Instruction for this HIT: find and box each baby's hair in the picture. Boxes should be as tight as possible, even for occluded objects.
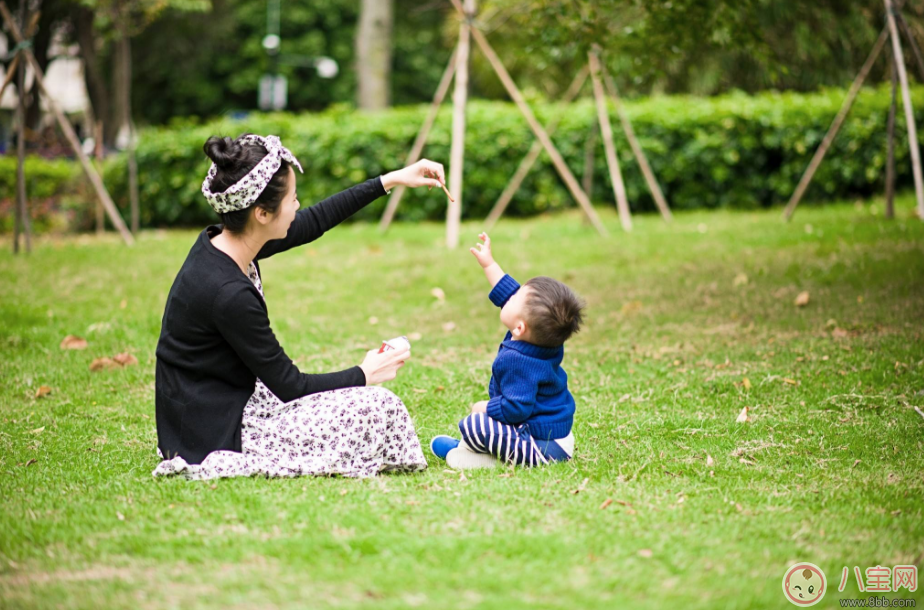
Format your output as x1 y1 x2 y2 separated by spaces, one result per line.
523 277 585 347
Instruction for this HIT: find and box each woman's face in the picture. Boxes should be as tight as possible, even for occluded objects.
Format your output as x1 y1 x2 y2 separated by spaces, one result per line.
267 167 299 239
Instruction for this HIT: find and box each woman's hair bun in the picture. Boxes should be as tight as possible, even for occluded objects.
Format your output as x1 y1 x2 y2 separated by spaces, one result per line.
203 135 246 170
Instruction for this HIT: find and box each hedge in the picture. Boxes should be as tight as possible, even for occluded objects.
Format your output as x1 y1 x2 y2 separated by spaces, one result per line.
3 84 923 230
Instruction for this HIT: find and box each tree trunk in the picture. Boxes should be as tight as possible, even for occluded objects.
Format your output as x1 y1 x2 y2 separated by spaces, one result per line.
355 0 393 110
75 5 112 145
24 0 52 135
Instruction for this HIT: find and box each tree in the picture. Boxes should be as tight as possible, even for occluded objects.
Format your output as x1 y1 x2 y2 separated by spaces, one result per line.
355 0 394 110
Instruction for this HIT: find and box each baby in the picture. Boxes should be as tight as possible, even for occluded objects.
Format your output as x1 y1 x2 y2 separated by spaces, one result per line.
430 232 584 469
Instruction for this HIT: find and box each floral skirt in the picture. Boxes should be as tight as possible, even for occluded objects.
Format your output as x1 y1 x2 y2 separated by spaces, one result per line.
152 382 427 480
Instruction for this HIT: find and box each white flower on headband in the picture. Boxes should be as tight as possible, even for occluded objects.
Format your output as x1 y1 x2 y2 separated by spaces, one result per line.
201 134 304 214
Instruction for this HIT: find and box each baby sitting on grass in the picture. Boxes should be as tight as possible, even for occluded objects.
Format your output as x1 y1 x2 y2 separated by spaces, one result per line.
430 232 584 469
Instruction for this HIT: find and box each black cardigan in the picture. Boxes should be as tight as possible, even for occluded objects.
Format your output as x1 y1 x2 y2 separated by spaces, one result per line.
155 177 387 464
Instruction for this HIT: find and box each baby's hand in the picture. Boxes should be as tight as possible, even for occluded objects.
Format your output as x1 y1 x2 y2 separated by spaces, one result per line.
469 232 495 269
471 400 488 413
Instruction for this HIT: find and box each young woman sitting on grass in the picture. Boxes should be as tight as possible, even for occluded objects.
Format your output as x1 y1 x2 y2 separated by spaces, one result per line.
153 133 445 480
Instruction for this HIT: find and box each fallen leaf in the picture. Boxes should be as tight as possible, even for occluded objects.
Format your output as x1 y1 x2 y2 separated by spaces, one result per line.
733 273 748 287
441 322 456 332
571 477 590 495
615 499 633 507
435 386 445 392
34 386 52 399
782 378 798 386
742 377 752 391
113 353 138 367
408 332 422 341
60 335 88 350
599 498 613 510
89 357 117 372
638 549 653 558
735 502 744 512
30 426 45 434
832 327 850 338
706 454 715 467
735 406 750 424
430 287 446 301
368 316 379 325
120 299 127 309
852 459 861 468
739 458 757 466
411 388 427 394
116 511 125 521
23 458 36 467
794 291 810 307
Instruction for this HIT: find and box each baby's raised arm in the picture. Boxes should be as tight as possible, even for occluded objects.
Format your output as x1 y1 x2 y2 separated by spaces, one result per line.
470 232 506 288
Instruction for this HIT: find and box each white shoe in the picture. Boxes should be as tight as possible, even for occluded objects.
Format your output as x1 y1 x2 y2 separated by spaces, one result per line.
446 444 499 469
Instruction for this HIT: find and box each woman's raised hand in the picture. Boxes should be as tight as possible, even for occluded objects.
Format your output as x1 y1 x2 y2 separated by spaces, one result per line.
359 346 410 385
381 159 446 191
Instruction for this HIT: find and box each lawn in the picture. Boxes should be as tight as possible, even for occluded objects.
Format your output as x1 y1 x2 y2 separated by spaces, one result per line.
1 197 922 609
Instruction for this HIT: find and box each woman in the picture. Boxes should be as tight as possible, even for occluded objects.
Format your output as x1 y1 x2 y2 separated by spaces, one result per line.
153 133 444 479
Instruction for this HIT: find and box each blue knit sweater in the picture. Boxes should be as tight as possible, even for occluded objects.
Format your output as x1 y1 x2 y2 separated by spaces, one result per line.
485 274 575 441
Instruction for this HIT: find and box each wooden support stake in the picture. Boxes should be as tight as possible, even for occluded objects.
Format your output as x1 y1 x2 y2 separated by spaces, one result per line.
95 121 105 233
469 27 606 235
896 11 924 83
446 0 473 248
0 53 20 102
582 121 597 200
0 1 134 245
885 0 924 220
588 50 631 231
601 64 672 222
14 30 27 254
886 49 898 219
379 46 458 232
783 26 890 221
484 65 588 230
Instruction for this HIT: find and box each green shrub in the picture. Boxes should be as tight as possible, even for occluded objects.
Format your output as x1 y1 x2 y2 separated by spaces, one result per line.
0 156 81 232
5 84 923 231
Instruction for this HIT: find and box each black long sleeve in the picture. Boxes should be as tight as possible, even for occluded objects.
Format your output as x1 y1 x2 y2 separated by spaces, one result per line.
212 281 365 403
256 177 386 260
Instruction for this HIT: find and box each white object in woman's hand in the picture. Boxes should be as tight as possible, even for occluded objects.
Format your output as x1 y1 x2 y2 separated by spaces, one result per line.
382 159 446 190
359 347 410 385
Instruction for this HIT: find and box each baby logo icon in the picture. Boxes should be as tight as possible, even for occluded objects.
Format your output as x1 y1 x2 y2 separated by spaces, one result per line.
783 563 827 606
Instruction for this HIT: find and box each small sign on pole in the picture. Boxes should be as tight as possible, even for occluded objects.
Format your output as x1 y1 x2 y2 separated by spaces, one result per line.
258 74 287 111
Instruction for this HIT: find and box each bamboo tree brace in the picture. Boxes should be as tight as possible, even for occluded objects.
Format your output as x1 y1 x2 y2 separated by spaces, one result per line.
201 135 304 213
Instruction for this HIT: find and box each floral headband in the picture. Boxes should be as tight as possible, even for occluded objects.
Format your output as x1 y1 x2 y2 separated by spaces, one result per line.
201 134 304 214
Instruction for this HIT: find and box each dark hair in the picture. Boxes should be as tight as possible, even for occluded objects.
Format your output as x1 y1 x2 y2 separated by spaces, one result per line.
523 277 585 347
203 133 291 234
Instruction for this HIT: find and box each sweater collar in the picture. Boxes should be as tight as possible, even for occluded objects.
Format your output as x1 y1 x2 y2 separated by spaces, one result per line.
501 331 563 361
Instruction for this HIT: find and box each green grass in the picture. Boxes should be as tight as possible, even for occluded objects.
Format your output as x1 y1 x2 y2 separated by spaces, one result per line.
1 197 923 609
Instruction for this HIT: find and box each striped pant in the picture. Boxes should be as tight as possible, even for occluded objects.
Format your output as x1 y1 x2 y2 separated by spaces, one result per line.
458 413 570 467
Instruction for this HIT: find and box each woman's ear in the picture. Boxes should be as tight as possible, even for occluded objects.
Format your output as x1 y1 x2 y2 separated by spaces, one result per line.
253 205 273 226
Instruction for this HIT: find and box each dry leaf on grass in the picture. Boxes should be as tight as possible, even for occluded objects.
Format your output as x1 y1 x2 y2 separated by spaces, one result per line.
638 549 653 558
600 498 613 510
368 316 379 325
735 406 750 424
90 357 118 371
30 426 45 435
794 291 810 307
782 378 798 386
430 287 446 301
733 273 748 287
441 322 456 332
408 332 422 341
571 477 589 495
742 377 752 391
113 353 138 366
706 454 715 467
34 386 52 399
60 335 88 350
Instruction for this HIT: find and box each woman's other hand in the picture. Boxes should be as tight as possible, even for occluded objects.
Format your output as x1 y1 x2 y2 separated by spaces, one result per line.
359 347 410 385
381 159 445 191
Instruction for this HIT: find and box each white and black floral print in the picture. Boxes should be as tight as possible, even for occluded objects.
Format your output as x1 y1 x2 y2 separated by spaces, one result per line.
152 263 427 480
201 134 305 214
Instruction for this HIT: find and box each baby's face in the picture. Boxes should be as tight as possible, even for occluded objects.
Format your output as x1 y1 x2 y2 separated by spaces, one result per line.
500 285 531 338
